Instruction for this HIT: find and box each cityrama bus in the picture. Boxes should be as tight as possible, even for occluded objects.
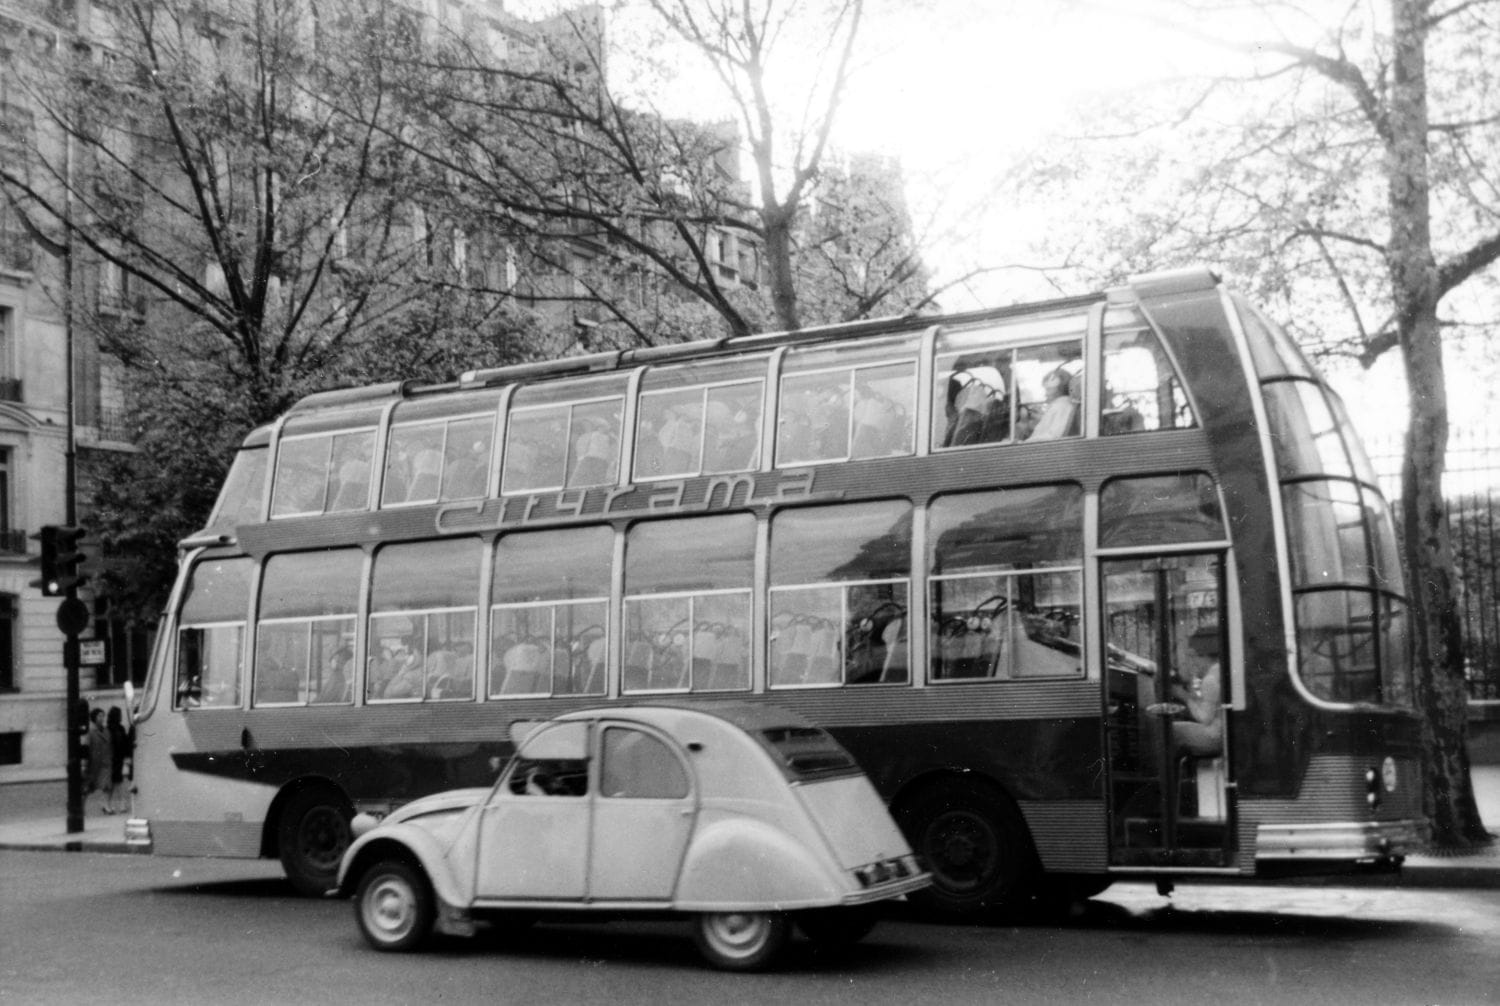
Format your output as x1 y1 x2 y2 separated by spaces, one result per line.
123 267 1428 913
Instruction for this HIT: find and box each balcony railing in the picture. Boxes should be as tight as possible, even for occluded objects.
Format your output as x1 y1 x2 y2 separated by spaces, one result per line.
0 529 27 556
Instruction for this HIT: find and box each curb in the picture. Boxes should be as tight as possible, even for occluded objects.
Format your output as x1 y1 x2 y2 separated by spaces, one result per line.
0 838 145 855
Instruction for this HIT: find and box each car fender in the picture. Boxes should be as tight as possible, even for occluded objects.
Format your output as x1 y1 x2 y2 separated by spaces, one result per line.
338 824 467 911
674 813 844 911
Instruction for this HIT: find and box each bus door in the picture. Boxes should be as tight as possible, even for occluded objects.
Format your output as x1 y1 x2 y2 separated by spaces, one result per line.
1101 553 1231 868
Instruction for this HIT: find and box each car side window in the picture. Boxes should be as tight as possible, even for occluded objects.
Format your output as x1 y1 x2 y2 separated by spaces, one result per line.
599 727 689 799
507 756 589 797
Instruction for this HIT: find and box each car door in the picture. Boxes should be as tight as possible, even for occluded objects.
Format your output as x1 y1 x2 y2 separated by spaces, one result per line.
587 723 697 901
475 720 592 901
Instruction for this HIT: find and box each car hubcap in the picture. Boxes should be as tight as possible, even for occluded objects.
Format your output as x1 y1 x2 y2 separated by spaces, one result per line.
704 913 767 957
365 877 415 942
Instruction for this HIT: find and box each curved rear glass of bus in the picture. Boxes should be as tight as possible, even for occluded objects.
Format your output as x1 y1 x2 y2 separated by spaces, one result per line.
1238 300 1413 707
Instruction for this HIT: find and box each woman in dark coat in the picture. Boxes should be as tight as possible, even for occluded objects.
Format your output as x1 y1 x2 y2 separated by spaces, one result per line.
106 706 133 814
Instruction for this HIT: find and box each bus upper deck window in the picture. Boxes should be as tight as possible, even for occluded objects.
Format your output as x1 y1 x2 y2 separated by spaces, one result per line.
504 393 624 495
271 430 376 517
383 414 494 506
932 316 1084 450
776 338 917 467
1101 319 1194 435
206 444 268 531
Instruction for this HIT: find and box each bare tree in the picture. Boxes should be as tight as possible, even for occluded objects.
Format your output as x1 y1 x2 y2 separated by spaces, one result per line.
1 0 530 613
353 0 940 346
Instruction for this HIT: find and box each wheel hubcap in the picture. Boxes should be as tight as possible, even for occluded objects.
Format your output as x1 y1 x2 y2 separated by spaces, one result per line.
366 878 415 941
298 806 350 872
705 913 767 956
927 810 998 892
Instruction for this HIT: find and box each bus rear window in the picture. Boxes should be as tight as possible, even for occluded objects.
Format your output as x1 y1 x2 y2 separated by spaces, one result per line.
756 726 861 782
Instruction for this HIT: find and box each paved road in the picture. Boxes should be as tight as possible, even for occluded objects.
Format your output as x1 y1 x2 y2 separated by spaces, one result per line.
3 850 1498 1005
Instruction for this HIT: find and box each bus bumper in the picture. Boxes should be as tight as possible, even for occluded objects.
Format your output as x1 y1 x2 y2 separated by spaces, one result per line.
1255 818 1429 862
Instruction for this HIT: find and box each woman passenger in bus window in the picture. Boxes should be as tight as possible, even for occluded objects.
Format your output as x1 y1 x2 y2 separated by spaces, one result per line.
1025 367 1080 441
315 647 353 704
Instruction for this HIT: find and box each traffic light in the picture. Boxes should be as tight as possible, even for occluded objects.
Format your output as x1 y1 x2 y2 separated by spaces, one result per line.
29 525 87 597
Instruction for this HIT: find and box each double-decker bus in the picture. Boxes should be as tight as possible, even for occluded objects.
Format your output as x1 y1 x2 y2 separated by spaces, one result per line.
123 267 1427 912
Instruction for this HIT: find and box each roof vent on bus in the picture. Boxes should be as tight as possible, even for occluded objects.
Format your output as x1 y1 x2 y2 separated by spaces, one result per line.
1110 266 1221 305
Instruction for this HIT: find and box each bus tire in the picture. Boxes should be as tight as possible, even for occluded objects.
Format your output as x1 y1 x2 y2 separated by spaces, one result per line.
897 778 1038 919
277 787 353 897
796 905 879 948
355 859 434 952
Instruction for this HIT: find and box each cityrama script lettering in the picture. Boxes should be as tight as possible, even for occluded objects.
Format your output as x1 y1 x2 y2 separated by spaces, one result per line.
435 469 832 534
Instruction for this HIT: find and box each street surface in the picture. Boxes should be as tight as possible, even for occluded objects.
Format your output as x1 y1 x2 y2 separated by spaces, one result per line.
2 850 1496 1005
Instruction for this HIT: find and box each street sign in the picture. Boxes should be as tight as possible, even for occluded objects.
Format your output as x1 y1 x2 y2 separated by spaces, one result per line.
56 596 90 636
79 640 106 666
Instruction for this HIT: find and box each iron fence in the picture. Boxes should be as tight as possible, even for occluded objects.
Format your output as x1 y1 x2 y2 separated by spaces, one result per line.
1367 427 1500 704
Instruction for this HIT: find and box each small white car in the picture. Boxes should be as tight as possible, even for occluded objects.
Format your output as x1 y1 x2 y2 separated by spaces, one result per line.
335 703 928 970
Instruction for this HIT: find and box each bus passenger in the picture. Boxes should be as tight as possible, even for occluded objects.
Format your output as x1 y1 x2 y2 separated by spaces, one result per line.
315 647 353 704
1172 627 1223 757
1026 368 1079 441
943 356 1009 447
382 645 425 699
569 416 617 486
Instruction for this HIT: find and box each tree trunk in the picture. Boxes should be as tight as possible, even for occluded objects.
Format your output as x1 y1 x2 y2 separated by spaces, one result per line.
1388 0 1490 848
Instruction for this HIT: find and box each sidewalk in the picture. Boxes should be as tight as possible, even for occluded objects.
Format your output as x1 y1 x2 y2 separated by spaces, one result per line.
2 769 1497 886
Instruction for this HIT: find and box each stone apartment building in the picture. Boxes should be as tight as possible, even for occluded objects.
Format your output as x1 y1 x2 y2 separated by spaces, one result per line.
0 0 768 782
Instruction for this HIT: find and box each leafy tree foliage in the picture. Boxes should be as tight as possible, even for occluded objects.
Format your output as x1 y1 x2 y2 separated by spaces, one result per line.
1013 0 1499 846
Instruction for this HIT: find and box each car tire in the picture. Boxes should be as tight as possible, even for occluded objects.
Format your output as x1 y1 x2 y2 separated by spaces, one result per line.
277 787 353 897
354 859 435 952
693 911 790 971
898 778 1038 919
796 906 879 948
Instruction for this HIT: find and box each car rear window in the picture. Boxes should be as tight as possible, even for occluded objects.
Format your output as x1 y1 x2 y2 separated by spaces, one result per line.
757 726 862 782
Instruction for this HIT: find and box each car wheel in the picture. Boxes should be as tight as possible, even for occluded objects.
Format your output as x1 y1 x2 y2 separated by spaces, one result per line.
277 787 352 897
796 906 879 948
693 911 790 971
355 860 435 952
898 778 1038 919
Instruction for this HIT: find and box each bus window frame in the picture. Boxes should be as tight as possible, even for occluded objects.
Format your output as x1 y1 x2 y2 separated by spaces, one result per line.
490 596 611 699
775 341 919 468
381 408 499 508
502 391 626 496
767 577 910 689
269 425 379 519
633 374 767 482
621 585 754 695
366 604 479 704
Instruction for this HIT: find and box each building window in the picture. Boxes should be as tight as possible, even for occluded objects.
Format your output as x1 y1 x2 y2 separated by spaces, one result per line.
0 594 17 691
0 307 18 400
0 447 16 554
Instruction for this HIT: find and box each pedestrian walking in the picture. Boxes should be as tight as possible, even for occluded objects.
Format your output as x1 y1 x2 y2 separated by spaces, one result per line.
85 708 114 815
106 706 133 814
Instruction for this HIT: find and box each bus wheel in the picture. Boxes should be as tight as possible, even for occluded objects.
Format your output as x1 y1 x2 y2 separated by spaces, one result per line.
277 787 352 897
355 860 434 952
693 911 790 971
898 779 1037 918
796 905 879 948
